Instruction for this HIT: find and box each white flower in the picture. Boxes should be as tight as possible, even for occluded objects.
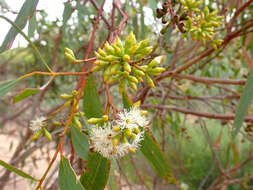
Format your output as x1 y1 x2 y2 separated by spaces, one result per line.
89 124 116 158
30 116 46 132
89 122 145 159
116 106 149 130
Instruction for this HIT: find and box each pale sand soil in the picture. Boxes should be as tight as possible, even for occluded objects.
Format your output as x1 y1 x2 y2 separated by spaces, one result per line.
0 133 59 190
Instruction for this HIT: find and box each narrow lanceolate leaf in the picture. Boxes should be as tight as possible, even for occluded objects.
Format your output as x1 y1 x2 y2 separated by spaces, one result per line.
0 0 39 53
58 156 85 190
13 88 40 103
0 159 37 181
0 79 21 97
122 93 175 183
80 152 110 190
28 13 36 38
140 133 175 183
83 75 103 118
81 74 110 190
233 70 253 137
71 125 89 161
62 2 72 30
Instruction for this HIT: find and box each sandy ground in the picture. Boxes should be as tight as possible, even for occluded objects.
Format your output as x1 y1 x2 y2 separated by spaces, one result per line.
0 133 59 190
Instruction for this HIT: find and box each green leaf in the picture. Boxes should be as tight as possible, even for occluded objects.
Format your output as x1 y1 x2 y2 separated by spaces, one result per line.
122 92 133 109
140 133 175 183
0 0 39 53
62 2 72 32
13 88 40 103
0 79 21 97
80 152 110 190
233 70 253 137
83 75 103 118
122 92 175 183
71 125 89 161
81 75 110 190
0 159 37 181
28 13 36 38
58 156 86 190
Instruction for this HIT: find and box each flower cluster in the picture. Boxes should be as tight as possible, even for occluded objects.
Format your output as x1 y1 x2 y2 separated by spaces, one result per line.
30 116 52 141
30 116 47 132
89 107 149 159
92 32 166 92
157 0 223 46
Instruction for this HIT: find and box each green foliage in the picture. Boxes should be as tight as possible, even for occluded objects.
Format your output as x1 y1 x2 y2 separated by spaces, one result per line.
71 125 89 161
80 152 110 190
233 70 253 137
82 75 103 119
0 159 37 181
58 156 85 190
13 88 40 103
0 0 38 52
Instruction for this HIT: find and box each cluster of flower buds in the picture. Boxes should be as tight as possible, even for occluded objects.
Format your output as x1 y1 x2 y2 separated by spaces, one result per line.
183 5 223 46
92 32 166 92
156 0 223 46
30 116 52 141
88 105 149 158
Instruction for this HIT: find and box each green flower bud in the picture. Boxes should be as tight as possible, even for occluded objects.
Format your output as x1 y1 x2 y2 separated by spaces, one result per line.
32 129 43 140
43 128 52 141
128 75 138 84
123 62 131 73
149 67 166 75
128 43 137 55
129 147 136 153
123 54 131 62
60 93 72 100
64 52 76 64
125 128 133 137
112 44 122 56
123 71 130 78
110 63 121 75
113 125 120 132
65 48 75 57
112 137 120 146
102 115 109 122
73 116 82 129
136 76 143 82
136 38 149 53
72 90 78 96
133 67 145 77
87 117 103 124
125 32 136 53
94 60 109 66
141 110 148 116
140 65 148 71
105 55 120 62
107 74 120 84
133 128 140 134
122 134 128 143
98 48 107 57
115 37 124 50
104 42 115 54
128 81 137 91
145 74 155 88
53 121 61 126
139 46 153 56
92 65 106 72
